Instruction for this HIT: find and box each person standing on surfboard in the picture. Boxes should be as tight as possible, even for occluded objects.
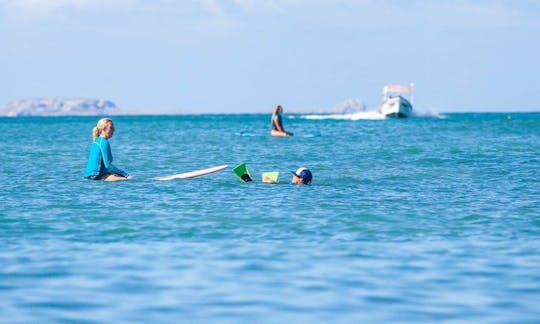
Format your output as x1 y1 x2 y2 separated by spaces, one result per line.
84 118 131 181
271 105 293 137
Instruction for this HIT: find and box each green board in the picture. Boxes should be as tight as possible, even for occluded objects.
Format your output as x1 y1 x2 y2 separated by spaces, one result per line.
232 163 253 182
262 171 279 183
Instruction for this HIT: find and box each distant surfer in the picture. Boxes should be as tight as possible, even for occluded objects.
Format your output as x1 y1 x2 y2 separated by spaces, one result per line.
84 118 131 181
271 105 293 137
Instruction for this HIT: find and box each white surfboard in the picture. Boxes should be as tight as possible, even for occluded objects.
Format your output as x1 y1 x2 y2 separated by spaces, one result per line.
236 132 321 138
155 164 228 181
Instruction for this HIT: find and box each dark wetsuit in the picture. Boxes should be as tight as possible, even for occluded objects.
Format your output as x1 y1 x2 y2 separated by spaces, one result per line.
271 113 283 131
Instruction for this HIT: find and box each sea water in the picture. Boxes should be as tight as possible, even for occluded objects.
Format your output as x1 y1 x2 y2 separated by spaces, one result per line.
0 113 539 322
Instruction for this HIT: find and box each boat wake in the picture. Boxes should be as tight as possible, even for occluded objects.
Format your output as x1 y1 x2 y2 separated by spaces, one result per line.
292 94 445 120
301 110 386 120
299 108 444 121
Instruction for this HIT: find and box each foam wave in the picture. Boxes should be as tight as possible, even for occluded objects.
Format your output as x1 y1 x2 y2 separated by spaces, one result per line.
410 109 447 119
299 108 445 121
301 110 386 120
292 96 445 120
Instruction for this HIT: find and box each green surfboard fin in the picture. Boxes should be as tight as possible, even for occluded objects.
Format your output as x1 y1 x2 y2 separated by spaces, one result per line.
232 163 252 182
262 171 279 183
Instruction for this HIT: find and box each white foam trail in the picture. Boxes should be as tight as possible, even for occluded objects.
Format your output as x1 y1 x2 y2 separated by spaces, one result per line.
410 109 447 119
301 110 386 120
300 107 446 121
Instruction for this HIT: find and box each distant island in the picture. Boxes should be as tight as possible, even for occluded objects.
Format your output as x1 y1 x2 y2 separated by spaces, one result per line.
0 98 121 117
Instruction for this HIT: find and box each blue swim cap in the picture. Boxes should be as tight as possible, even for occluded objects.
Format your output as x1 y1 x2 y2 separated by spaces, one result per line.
291 167 312 184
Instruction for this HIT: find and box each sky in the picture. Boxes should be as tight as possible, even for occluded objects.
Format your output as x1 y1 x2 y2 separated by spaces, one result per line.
1 0 539 114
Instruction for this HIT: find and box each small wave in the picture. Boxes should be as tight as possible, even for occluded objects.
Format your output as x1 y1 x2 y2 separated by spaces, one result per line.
410 109 446 119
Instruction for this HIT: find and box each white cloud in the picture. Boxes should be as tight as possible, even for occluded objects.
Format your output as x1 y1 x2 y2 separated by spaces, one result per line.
227 0 537 28
198 0 228 16
0 0 142 27
232 0 306 14
1 0 138 10
1 0 536 31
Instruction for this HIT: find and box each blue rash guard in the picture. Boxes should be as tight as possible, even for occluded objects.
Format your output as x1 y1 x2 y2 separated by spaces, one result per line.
84 136 128 178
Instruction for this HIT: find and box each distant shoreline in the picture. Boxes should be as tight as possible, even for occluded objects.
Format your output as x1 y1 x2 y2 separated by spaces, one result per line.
1 111 538 118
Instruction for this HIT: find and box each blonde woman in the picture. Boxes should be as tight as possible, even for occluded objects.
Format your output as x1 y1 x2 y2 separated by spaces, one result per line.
271 105 293 137
84 118 131 181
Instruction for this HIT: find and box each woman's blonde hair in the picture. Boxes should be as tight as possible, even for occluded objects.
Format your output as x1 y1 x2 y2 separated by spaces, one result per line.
93 118 113 141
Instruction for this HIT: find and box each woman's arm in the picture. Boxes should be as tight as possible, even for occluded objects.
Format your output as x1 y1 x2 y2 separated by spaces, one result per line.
275 115 292 133
99 138 129 177
272 116 284 132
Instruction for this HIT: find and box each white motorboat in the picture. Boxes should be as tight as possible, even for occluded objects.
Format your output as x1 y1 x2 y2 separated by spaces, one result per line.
378 83 414 118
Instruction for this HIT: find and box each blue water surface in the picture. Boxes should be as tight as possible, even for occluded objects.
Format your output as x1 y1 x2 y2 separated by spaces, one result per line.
1 113 539 322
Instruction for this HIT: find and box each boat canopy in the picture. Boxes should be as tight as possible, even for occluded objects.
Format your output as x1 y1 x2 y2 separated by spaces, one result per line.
382 83 414 103
383 84 413 95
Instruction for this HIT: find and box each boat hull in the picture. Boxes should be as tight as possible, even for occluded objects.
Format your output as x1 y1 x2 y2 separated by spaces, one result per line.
379 96 412 118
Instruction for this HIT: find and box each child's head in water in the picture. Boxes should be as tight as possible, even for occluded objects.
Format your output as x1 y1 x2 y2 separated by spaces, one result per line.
241 173 252 182
291 167 312 185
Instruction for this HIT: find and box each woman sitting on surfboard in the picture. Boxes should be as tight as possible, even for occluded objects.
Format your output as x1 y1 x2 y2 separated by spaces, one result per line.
271 105 293 137
84 118 131 181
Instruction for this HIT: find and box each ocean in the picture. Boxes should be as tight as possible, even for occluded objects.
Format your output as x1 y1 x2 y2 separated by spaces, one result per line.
1 113 539 322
